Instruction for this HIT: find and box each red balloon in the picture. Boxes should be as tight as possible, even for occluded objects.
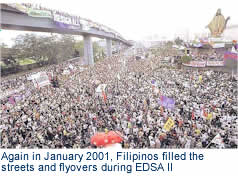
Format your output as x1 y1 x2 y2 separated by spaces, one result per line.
91 133 109 146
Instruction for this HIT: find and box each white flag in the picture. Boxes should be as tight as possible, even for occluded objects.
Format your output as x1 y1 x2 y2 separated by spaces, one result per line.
117 74 120 80
211 134 225 148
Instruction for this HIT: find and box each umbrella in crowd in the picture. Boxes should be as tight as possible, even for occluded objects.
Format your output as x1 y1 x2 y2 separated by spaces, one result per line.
91 131 123 147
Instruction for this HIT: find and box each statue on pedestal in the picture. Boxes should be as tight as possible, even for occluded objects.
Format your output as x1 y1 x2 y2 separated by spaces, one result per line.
206 9 230 37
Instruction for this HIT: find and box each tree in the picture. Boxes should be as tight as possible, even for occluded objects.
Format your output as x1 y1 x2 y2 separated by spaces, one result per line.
74 40 105 62
56 35 75 63
1 44 19 67
74 40 84 57
174 37 184 45
12 34 76 64
181 55 192 63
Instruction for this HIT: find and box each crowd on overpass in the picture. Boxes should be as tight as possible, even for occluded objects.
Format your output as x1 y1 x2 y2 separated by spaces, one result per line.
0 49 237 149
6 3 124 40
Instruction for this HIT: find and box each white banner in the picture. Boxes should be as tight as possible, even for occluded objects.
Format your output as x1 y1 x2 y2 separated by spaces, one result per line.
183 61 206 67
53 12 73 25
63 69 71 75
32 72 50 88
212 43 225 48
206 61 224 66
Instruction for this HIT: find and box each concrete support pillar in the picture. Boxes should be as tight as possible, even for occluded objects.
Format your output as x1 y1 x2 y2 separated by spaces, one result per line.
83 35 94 65
116 42 120 53
106 38 112 57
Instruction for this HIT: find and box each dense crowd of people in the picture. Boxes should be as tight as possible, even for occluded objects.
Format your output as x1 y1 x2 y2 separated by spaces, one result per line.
0 49 237 149
191 52 224 61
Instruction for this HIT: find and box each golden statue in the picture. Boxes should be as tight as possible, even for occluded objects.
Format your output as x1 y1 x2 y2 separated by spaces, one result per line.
206 9 230 37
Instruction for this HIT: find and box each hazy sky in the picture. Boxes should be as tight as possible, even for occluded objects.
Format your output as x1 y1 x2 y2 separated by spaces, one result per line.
1 0 237 46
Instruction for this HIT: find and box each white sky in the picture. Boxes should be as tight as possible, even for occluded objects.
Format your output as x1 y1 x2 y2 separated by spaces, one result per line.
1 0 238 46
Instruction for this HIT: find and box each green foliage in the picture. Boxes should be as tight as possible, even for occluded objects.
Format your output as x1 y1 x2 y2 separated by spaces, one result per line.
13 34 75 64
74 41 84 57
18 58 36 65
174 37 184 45
74 40 105 62
181 55 192 63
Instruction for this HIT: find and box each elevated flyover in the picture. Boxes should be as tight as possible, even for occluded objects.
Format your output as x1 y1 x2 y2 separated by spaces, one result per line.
0 4 132 65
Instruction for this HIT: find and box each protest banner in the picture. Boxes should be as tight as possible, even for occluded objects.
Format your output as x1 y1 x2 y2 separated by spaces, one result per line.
53 12 81 30
27 9 52 18
31 72 50 88
212 43 225 48
163 117 175 131
182 61 206 67
206 61 224 66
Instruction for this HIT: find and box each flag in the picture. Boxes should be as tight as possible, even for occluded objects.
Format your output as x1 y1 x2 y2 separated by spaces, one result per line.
163 117 175 131
224 51 238 60
178 120 183 127
128 122 132 128
211 134 225 148
160 106 164 116
199 75 202 83
151 80 156 90
13 94 23 103
154 88 160 94
158 96 175 109
192 110 195 120
8 96 15 105
202 107 208 118
117 74 120 80
195 129 201 135
207 113 213 120
102 91 107 103
2 104 7 111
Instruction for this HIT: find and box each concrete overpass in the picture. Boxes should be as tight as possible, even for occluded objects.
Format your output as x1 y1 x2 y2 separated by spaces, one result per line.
0 4 132 65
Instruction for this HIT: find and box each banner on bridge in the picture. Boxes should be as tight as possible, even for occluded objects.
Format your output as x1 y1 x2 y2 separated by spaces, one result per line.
206 61 224 66
53 12 81 30
27 9 52 18
183 61 224 67
182 61 206 67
